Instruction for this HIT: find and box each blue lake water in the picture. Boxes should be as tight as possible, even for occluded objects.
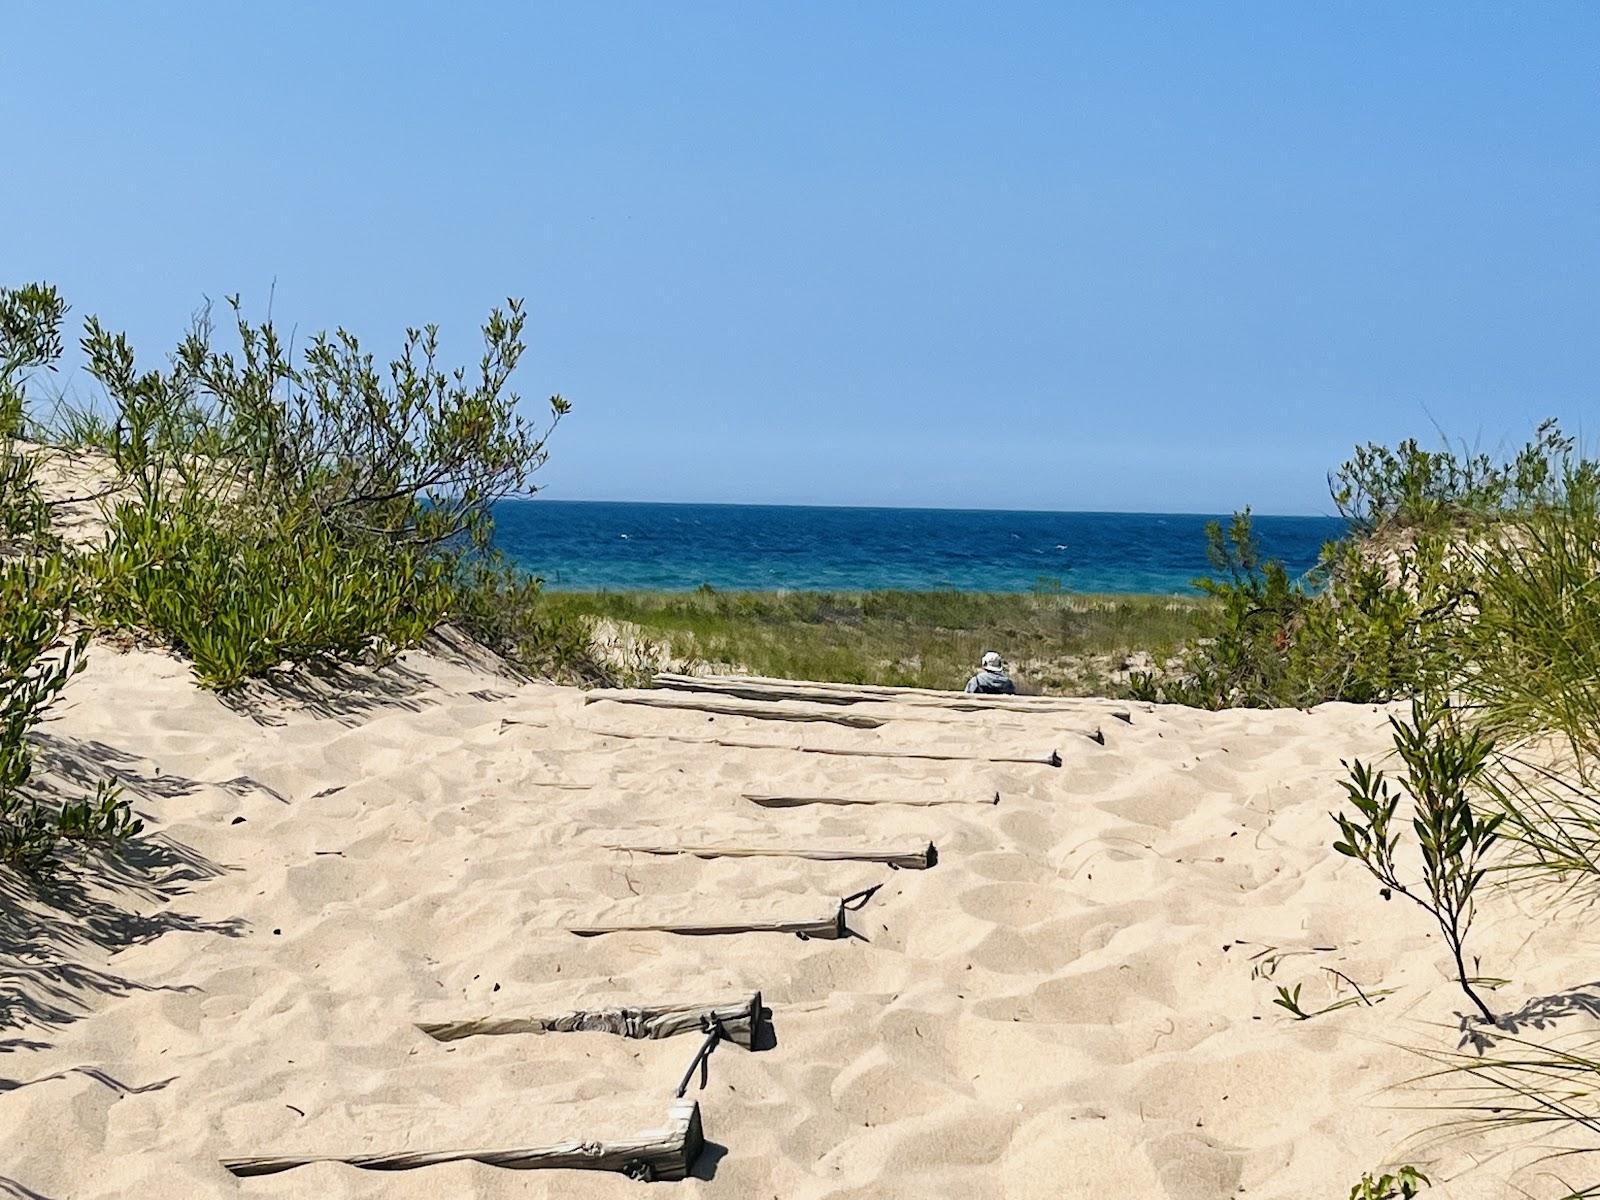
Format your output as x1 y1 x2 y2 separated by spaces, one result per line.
489 501 1345 594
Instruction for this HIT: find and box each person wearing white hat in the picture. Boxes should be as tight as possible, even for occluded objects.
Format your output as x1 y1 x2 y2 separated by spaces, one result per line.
965 650 1017 695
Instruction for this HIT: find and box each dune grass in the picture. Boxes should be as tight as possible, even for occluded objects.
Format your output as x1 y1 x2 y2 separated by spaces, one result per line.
545 587 1209 694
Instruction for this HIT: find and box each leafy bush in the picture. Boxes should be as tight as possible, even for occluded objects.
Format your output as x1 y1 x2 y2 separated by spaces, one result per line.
451 556 605 684
88 490 452 689
0 554 139 871
1332 699 1501 1023
1139 423 1575 710
0 283 66 555
1131 510 1456 709
83 296 567 551
70 293 574 687
1331 420 1570 535
1348 1166 1430 1200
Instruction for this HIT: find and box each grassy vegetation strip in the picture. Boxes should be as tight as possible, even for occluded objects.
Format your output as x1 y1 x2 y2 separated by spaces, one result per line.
548 588 1207 693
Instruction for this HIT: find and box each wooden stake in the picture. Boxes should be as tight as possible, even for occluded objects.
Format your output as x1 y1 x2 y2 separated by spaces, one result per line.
605 841 936 869
743 791 1000 809
221 1099 703 1181
586 727 1068 764
417 993 763 1048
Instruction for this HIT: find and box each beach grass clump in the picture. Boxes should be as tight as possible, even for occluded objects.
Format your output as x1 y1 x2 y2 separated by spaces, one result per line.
1439 459 1600 890
1459 460 1600 771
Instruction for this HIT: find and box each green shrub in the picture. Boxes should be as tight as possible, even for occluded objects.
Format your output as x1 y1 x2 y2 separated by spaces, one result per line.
0 283 66 555
1141 423 1575 710
1135 510 1456 709
1331 419 1570 535
0 554 139 871
451 556 605 683
82 296 567 552
1332 699 1501 1023
89 494 452 689
1348 1166 1430 1200
68 291 572 688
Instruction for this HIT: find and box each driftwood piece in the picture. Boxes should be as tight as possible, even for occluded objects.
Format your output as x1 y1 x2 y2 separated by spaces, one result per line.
221 1099 703 1181
417 992 763 1048
569 908 845 940
743 791 1000 809
654 673 1133 722
605 841 937 869
567 887 881 941
587 727 1068 764
583 691 885 728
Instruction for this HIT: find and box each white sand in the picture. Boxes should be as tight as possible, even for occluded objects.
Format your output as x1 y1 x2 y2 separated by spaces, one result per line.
3 645 1595 1197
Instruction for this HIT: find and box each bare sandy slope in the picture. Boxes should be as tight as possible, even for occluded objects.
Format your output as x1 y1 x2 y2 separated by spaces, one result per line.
4 647 1596 1198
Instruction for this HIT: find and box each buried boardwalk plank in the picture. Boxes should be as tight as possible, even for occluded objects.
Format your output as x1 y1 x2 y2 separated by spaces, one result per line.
586 726 1071 763
568 909 845 941
653 673 1134 721
605 841 937 869
739 793 992 812
568 887 882 942
417 992 764 1048
222 1100 703 1181
583 691 886 729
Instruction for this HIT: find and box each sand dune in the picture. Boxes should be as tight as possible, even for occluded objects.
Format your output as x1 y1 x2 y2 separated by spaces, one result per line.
3 646 1595 1197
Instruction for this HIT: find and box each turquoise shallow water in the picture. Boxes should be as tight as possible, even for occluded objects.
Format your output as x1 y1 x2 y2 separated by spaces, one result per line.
490 501 1344 594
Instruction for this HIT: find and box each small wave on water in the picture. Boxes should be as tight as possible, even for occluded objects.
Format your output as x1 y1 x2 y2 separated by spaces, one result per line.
490 501 1343 594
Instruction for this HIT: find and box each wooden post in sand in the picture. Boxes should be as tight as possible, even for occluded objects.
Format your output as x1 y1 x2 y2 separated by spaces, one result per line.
221 1099 704 1181
603 841 937 869
417 993 764 1047
743 791 1000 809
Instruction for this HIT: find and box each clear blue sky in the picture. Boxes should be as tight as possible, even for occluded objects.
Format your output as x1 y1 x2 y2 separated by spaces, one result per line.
6 3 1596 514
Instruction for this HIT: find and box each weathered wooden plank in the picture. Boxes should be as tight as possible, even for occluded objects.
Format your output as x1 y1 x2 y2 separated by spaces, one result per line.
221 1099 703 1181
743 791 1000 809
586 726 1068 764
605 841 936 869
583 691 886 728
568 904 847 941
654 672 1134 722
417 993 763 1048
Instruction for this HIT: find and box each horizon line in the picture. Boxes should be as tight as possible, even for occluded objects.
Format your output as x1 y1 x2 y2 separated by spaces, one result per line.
508 495 1346 521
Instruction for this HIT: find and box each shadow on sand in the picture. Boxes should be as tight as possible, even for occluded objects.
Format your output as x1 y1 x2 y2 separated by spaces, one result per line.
1 739 243 1042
